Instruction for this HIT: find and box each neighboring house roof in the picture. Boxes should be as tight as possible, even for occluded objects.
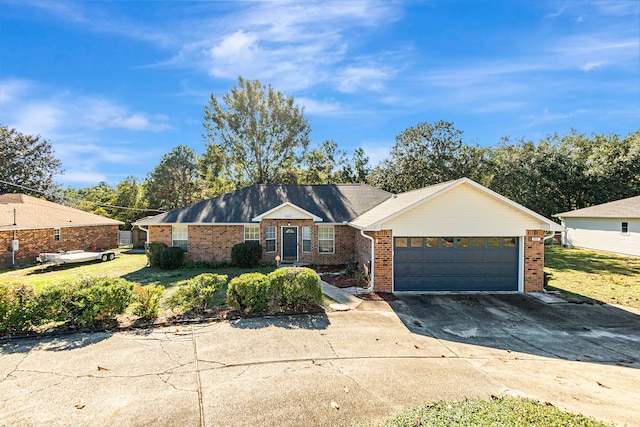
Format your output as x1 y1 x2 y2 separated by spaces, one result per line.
135 184 392 225
0 193 124 231
554 195 640 219
350 178 563 232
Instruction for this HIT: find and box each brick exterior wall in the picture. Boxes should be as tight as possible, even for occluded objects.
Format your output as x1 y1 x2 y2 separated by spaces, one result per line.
0 225 119 268
355 230 373 277
524 229 545 292
147 223 357 266
371 230 393 293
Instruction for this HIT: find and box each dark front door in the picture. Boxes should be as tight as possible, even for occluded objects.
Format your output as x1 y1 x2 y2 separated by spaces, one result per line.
282 227 298 262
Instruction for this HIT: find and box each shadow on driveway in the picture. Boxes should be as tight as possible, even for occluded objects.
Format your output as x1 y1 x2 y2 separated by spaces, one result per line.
229 312 330 330
389 293 640 368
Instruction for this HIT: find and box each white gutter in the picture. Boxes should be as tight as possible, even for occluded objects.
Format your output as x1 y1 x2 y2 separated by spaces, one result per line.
135 224 150 245
359 229 375 294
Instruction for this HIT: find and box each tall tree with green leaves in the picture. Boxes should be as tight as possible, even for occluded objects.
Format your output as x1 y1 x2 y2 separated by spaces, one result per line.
203 77 312 186
143 145 202 209
0 125 63 200
369 121 484 192
302 139 346 184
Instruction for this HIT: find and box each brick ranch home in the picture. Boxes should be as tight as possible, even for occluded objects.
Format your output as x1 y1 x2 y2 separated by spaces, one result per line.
0 193 123 268
135 178 562 293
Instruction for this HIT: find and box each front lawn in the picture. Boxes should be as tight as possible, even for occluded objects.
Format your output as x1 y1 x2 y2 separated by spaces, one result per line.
372 396 611 427
545 246 640 309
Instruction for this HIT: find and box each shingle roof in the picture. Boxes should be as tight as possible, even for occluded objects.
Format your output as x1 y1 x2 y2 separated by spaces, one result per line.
0 193 124 230
554 195 640 218
135 184 392 225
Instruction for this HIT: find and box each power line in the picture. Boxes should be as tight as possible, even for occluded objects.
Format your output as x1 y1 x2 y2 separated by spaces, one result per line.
0 179 165 213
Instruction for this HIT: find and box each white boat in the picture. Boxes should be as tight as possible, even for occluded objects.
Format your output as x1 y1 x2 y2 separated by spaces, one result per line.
37 250 116 266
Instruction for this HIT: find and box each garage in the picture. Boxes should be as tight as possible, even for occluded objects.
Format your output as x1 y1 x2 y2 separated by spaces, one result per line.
394 236 519 292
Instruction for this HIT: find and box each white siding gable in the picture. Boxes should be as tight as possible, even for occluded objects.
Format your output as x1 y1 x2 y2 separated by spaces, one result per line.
381 183 546 236
564 218 640 257
261 204 316 220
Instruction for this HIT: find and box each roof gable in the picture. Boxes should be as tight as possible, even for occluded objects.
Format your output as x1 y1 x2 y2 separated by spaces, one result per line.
554 195 640 219
252 202 323 222
350 178 562 232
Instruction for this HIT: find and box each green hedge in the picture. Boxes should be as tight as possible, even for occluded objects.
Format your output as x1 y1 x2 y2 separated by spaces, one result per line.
0 277 137 335
131 284 164 319
226 267 321 314
167 273 228 312
231 241 262 268
146 242 167 267
227 272 270 313
160 246 184 270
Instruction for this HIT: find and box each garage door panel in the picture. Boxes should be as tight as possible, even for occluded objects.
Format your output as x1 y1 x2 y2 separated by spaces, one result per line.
394 237 519 292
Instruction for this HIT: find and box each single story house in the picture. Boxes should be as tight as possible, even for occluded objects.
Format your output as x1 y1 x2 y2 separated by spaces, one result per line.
135 178 561 293
554 196 640 257
0 193 123 268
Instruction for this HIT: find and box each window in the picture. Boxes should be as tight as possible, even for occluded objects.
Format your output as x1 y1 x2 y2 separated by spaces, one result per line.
244 225 259 242
503 237 517 247
410 237 423 248
395 237 408 248
622 222 629 235
472 237 485 247
456 237 470 248
302 226 311 252
318 225 334 254
266 226 276 252
172 225 188 252
53 228 60 242
441 237 454 247
426 237 439 247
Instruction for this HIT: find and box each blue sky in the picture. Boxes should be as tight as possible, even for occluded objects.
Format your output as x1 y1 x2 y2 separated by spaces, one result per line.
1 0 639 188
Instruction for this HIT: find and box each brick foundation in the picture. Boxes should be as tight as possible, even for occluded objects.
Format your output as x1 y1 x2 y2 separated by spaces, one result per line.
0 225 120 268
524 229 545 292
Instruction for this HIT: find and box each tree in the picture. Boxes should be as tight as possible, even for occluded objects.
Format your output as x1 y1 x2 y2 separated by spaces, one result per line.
0 125 63 199
302 140 347 184
143 145 203 209
114 176 147 226
203 76 312 186
368 121 482 192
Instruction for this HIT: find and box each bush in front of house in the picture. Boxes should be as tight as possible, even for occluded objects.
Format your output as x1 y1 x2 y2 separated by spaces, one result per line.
61 277 135 326
131 284 165 319
0 283 41 334
267 267 322 311
167 273 228 312
226 272 270 313
146 241 168 267
159 246 184 270
226 267 322 314
231 241 262 268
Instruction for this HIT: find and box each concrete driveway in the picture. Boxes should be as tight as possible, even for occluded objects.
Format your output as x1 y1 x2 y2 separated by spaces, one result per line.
1 296 639 426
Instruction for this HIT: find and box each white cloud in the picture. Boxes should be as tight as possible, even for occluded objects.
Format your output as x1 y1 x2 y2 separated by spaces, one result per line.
582 61 603 72
295 97 341 115
0 79 31 104
336 66 390 93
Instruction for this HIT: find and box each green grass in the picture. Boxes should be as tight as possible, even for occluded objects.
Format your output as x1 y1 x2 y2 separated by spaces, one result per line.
545 246 640 309
371 397 611 427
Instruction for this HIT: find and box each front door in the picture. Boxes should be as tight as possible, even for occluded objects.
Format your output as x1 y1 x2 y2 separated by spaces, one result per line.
282 226 298 262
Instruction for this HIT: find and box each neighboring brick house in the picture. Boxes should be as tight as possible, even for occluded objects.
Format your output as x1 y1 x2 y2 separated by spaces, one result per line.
0 193 123 268
135 178 562 293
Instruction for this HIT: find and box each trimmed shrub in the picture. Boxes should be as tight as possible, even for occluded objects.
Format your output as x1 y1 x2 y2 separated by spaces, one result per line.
160 246 184 270
131 284 164 319
268 267 322 311
0 283 40 334
227 272 270 313
146 242 168 267
167 273 228 312
231 241 262 268
62 277 134 326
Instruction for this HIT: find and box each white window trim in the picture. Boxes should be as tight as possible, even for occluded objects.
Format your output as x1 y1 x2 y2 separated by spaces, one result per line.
621 221 630 236
318 225 335 254
302 226 311 253
172 225 188 252
266 225 277 253
244 225 260 242
53 228 61 242
281 225 299 262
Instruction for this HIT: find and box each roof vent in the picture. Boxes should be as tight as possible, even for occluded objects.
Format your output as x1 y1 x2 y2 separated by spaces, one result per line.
392 194 398 199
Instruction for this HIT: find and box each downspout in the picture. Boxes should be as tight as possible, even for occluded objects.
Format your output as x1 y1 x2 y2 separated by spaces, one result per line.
359 229 375 294
136 225 150 245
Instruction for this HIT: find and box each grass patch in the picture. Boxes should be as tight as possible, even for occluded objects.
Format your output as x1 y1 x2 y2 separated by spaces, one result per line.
371 396 611 427
545 246 640 309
